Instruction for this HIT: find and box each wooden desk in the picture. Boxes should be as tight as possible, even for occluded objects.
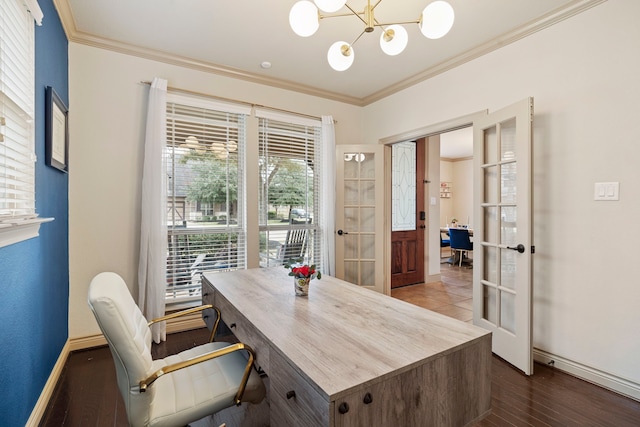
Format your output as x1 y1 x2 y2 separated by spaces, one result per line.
202 267 491 426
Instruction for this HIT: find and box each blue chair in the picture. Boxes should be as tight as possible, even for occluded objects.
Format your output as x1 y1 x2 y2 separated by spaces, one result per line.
440 232 451 260
449 228 473 267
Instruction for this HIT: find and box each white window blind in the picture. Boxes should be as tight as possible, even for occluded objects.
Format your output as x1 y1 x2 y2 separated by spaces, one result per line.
164 99 247 302
257 115 322 269
0 0 36 217
0 0 50 248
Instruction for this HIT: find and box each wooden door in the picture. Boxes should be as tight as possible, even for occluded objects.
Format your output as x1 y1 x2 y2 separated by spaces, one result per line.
473 97 534 375
391 139 425 288
335 145 385 294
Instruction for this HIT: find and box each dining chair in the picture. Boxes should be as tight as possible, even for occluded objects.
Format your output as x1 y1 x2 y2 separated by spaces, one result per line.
440 232 451 260
88 272 265 427
448 228 473 267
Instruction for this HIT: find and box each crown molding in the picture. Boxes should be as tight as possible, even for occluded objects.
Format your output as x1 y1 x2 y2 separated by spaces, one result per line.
362 0 607 105
53 0 605 108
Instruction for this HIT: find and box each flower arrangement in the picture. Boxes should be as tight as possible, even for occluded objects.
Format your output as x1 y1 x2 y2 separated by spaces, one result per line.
285 260 321 296
285 261 321 280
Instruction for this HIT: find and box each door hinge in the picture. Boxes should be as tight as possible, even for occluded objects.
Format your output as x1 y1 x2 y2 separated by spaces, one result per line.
531 245 535 254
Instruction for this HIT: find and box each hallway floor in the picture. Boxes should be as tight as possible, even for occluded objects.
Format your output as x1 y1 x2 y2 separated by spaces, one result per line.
391 260 473 322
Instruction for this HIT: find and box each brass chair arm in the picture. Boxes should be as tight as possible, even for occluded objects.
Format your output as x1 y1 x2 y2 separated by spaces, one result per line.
148 304 221 342
139 343 256 405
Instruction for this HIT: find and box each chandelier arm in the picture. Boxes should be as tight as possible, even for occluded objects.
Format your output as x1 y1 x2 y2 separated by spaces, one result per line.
349 29 367 48
374 19 420 27
344 4 367 25
371 0 384 11
319 12 360 21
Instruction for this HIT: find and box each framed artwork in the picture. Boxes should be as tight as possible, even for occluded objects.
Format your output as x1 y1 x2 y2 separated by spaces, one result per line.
45 86 69 173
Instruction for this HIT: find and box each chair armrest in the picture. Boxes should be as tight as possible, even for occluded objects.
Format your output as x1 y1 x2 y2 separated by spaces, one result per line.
139 343 256 405
148 304 221 342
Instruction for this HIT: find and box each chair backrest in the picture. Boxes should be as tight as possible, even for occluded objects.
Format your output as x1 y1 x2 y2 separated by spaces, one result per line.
88 272 154 424
449 228 473 250
279 229 309 263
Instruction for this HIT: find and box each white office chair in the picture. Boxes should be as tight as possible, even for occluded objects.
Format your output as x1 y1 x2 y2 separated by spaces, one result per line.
88 272 265 427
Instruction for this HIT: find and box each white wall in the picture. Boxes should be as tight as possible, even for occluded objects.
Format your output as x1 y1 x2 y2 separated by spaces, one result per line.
452 159 473 228
68 44 364 338
438 158 473 227
364 0 640 389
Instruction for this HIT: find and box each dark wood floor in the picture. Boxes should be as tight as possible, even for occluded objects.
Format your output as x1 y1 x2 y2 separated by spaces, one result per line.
41 326 640 426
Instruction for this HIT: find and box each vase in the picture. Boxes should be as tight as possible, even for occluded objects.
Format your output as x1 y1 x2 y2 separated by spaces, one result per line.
294 277 311 296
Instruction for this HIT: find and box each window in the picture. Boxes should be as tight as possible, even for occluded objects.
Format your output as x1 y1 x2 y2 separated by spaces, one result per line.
257 112 322 269
0 0 48 248
162 95 323 304
164 97 248 302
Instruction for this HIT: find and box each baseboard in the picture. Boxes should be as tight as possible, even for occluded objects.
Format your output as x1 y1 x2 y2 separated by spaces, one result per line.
26 340 71 427
425 273 441 284
534 349 640 402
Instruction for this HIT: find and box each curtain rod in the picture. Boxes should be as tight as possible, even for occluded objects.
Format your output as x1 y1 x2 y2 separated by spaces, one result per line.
140 81 335 124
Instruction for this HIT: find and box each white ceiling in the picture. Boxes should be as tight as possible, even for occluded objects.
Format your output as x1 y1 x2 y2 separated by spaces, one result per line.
57 0 594 106
440 127 473 159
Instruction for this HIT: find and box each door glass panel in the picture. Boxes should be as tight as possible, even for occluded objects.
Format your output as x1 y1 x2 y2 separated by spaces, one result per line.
361 181 376 205
483 165 498 204
361 261 375 286
391 142 416 232
484 126 497 164
501 162 517 204
500 118 517 161
344 261 358 284
344 207 359 232
483 285 497 325
483 206 498 244
500 291 516 334
360 153 375 178
501 249 516 291
360 207 375 232
501 206 517 246
483 246 497 284
343 154 359 179
361 235 375 259
344 181 358 204
344 234 358 259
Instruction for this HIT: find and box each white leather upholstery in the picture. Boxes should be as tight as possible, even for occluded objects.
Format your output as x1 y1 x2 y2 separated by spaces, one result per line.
88 272 265 427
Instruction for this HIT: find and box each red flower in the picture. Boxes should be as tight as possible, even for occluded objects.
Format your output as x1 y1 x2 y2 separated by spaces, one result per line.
286 262 321 280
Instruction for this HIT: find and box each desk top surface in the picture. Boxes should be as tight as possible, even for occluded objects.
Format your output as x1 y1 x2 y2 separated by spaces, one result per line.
204 267 489 399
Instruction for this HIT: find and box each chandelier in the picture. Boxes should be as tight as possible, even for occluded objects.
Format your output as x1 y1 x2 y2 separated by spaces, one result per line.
289 0 455 71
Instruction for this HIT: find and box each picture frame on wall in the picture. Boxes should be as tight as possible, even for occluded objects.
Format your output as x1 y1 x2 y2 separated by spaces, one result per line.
45 86 69 173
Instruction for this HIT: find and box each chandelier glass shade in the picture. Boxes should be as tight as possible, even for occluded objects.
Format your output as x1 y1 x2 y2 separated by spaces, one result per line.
289 0 454 71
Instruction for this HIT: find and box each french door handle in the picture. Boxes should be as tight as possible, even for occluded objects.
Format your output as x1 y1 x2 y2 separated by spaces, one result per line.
507 244 526 253
337 229 348 235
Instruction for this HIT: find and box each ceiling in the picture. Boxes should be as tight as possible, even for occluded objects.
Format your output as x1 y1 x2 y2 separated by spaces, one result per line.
56 0 597 106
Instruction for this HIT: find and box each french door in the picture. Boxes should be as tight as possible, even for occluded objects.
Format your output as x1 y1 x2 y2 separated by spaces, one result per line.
335 145 385 294
473 97 534 375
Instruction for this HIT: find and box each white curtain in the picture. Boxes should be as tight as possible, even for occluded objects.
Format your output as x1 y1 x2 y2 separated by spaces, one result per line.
138 77 168 343
320 116 336 276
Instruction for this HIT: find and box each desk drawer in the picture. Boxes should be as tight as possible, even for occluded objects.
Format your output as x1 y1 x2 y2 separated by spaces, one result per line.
270 352 329 427
215 293 270 373
201 280 218 331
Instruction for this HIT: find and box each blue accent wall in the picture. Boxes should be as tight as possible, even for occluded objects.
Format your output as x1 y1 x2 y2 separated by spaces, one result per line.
0 0 69 425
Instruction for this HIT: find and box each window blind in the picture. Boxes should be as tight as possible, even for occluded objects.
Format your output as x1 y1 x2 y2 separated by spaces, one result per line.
258 116 322 269
0 0 37 218
164 100 247 302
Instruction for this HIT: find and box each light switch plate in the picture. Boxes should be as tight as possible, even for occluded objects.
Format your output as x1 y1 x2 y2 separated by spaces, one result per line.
594 182 619 201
